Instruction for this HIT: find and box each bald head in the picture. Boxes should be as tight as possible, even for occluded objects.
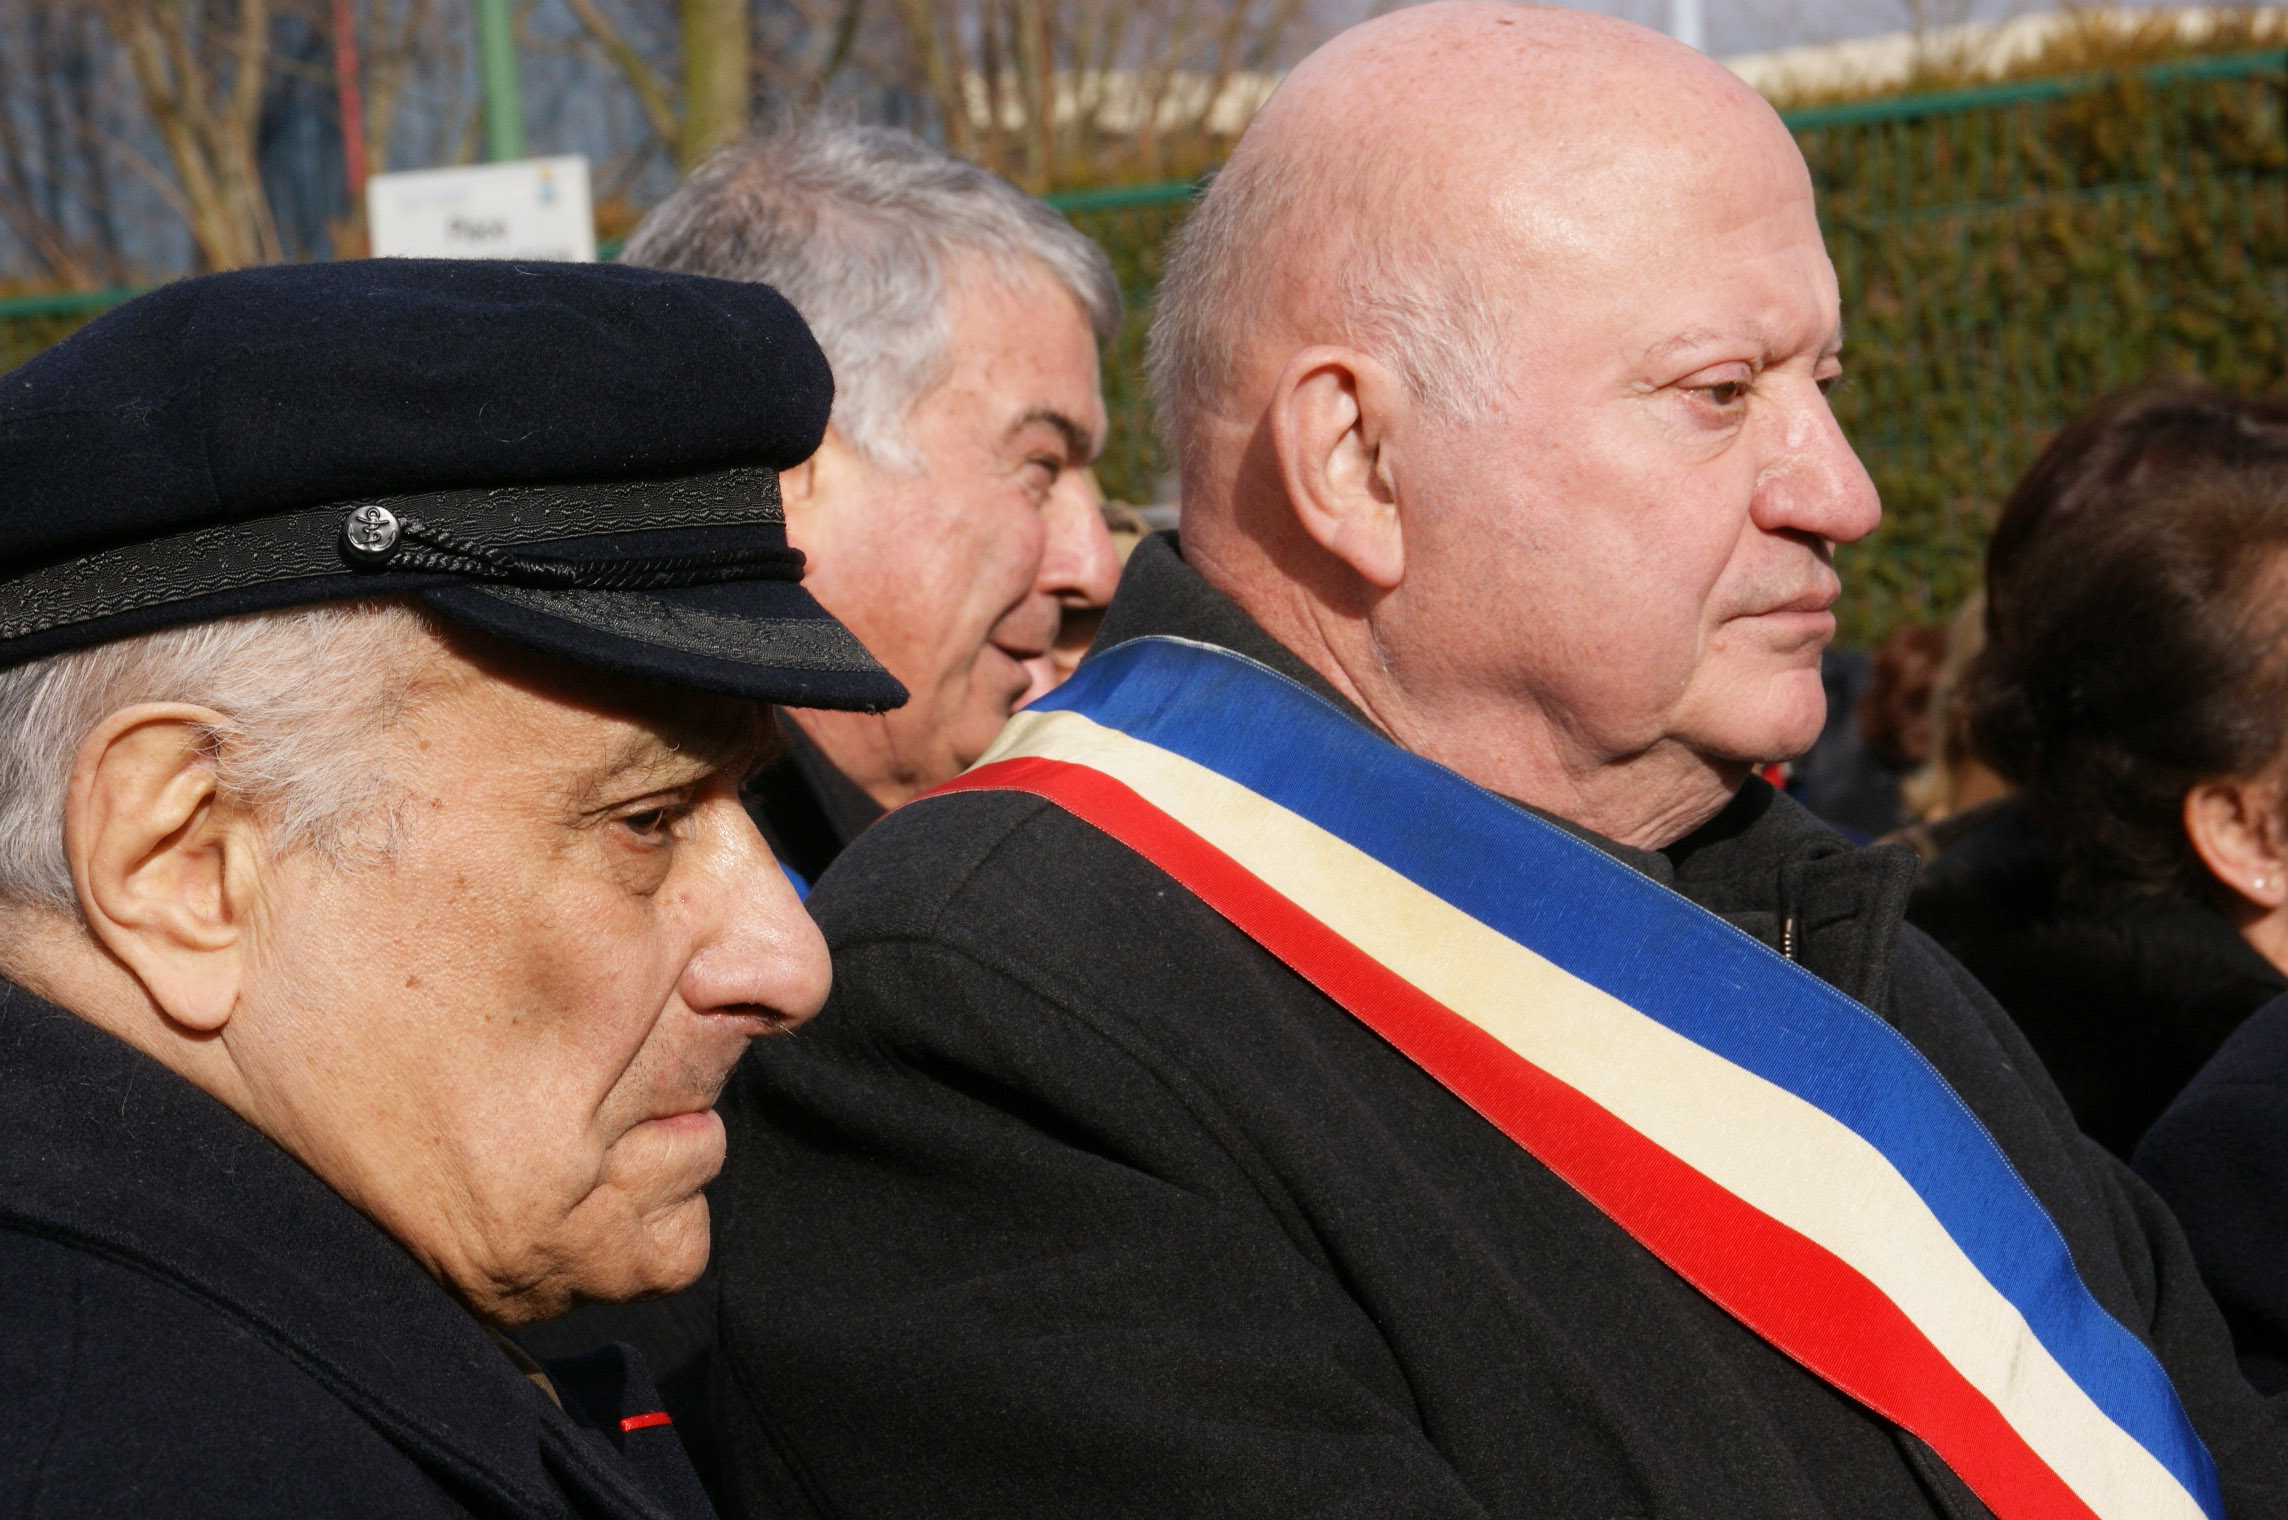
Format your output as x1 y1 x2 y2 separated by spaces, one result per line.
1144 0 1878 849
1148 3 1802 486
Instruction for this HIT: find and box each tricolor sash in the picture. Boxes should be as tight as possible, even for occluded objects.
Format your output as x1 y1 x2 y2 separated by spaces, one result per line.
921 636 2220 1520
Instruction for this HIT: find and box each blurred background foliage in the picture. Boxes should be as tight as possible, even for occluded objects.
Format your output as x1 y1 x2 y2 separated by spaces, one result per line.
1800 40 2288 642
1052 17 2288 645
8 6 2288 646
1793 53 2287 642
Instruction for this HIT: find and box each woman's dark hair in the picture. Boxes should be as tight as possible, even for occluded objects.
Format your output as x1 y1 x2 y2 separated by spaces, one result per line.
1984 375 2288 630
1970 377 2288 900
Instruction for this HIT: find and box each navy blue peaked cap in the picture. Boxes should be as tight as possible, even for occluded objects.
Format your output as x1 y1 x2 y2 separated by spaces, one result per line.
0 258 906 712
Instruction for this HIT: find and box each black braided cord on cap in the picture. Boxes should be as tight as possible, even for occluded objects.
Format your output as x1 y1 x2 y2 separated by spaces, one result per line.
364 514 806 590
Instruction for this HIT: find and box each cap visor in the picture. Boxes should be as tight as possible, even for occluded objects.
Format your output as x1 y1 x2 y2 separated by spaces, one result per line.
420 576 907 712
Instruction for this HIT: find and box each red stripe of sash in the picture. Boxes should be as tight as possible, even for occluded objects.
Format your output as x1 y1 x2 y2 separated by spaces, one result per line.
936 756 2102 1520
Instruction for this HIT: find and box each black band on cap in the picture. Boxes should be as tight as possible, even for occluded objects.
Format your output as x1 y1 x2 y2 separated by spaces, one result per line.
336 504 803 590
0 465 786 646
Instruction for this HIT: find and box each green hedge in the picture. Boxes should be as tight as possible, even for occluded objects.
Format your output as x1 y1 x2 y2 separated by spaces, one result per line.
0 287 135 374
1798 51 2288 644
1053 50 2288 646
12 52 2287 648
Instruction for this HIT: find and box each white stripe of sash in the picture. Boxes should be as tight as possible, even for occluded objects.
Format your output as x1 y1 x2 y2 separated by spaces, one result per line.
982 707 2202 1520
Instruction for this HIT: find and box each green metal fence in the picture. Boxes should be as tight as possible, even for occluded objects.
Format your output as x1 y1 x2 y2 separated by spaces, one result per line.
9 49 2288 644
1794 49 2288 643
1049 50 2288 644
0 286 139 373
1044 180 1199 511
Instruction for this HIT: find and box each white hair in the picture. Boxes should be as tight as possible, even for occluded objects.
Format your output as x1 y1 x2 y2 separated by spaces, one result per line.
1145 141 1506 480
0 601 445 915
622 118 1121 473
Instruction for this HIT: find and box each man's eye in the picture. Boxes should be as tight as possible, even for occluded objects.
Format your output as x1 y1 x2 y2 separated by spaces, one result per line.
618 807 677 842
1818 372 1847 396
1698 380 1751 407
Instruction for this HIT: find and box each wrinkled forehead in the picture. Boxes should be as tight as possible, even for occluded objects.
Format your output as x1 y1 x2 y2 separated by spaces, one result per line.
1446 82 1823 287
1504 117 1815 247
1366 97 1829 381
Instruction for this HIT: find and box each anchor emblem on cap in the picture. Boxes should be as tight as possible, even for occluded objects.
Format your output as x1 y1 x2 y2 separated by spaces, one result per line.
341 504 401 566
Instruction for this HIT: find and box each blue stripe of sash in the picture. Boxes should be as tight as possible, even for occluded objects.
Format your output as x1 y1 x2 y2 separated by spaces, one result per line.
1034 635 2219 1514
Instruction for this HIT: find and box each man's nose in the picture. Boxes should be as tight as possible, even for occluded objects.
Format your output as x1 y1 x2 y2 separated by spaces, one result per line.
1040 471 1123 608
679 801 833 1032
1752 384 1881 548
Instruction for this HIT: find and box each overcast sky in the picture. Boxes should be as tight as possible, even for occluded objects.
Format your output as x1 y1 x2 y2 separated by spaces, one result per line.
1497 0 2211 57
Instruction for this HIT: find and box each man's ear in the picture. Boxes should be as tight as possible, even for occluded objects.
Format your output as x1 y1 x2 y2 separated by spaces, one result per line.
1267 345 1409 590
779 448 821 509
2185 776 2288 913
780 428 862 555
66 705 258 1032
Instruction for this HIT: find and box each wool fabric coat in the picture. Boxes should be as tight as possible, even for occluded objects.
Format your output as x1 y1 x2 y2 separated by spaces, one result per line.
2138 992 2288 1397
0 981 716 1520
700 534 2288 1520
1908 796 2287 1159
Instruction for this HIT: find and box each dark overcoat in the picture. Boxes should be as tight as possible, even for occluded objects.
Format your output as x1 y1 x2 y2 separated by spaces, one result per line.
1908 797 2287 1158
0 981 716 1520
2138 992 2288 1396
703 533 2288 1520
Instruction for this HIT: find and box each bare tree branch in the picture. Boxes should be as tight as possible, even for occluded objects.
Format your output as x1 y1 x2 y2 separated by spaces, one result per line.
559 0 681 146
679 0 748 167
98 0 280 270
893 0 972 157
802 0 866 107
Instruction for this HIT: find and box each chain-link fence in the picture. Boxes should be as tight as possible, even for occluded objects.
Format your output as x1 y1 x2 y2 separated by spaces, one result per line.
1800 49 2288 643
0 287 135 374
9 49 2287 645
1054 50 2288 645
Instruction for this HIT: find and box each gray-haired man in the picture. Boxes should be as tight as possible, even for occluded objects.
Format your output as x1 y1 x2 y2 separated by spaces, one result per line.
634 118 1124 886
517 119 1123 1486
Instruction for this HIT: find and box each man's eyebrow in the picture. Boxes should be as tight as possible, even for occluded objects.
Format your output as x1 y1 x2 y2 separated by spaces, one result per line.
1640 322 1845 366
578 705 781 803
1009 406 1098 464
568 743 702 816
1640 327 1740 365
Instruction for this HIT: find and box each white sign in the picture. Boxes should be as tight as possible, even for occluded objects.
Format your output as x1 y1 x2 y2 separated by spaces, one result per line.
366 156 596 263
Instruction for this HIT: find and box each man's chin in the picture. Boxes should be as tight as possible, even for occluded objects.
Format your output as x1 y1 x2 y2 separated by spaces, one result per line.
949 696 1032 776
1687 692 1830 770
620 1217 713 1302
549 1192 716 1314
556 1118 726 1299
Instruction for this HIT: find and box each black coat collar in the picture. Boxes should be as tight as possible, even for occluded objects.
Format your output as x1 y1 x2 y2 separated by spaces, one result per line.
1909 797 2288 1155
746 721 884 885
1095 532 1919 1014
0 983 679 1520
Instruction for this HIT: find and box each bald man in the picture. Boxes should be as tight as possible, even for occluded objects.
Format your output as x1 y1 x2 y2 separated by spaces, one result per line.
702 9 2288 1518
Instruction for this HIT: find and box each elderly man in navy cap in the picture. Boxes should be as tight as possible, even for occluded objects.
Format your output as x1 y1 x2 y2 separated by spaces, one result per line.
0 258 899 1519
517 117 1125 1486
